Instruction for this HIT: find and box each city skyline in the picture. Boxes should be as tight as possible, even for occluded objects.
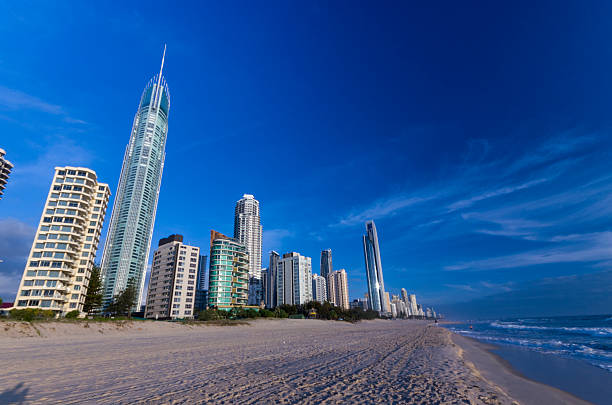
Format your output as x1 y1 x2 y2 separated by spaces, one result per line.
2 3 612 318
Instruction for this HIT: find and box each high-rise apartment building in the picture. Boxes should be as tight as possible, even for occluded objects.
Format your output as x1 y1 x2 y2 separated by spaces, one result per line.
277 252 312 305
100 47 170 309
194 254 208 312
0 148 13 200
311 274 327 303
144 235 200 319
328 269 349 310
320 249 332 279
264 251 279 308
14 167 110 315
208 230 249 309
362 220 389 313
409 294 418 316
234 194 262 280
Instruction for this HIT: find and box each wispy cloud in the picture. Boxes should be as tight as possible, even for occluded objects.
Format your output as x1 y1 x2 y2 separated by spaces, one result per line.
445 232 612 271
447 178 549 211
262 228 294 253
333 195 436 227
0 85 63 114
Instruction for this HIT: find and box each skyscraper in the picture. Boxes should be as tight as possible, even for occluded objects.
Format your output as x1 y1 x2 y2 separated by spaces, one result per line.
234 194 262 280
144 234 200 319
100 47 170 309
264 251 279 308
14 167 110 315
277 252 312 305
362 220 389 313
311 274 327 303
328 269 349 310
208 230 249 309
320 249 332 278
0 148 13 200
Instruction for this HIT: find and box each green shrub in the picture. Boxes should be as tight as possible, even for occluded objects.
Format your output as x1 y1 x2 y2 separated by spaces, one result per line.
9 308 55 322
65 310 80 319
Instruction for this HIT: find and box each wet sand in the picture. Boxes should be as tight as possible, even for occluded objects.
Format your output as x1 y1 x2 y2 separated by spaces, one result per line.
0 319 588 404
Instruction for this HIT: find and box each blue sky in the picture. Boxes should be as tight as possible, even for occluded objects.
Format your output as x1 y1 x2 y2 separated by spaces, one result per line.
1 2 612 317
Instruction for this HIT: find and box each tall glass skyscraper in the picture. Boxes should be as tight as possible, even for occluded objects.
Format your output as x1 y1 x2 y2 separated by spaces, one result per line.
362 220 388 313
100 47 170 308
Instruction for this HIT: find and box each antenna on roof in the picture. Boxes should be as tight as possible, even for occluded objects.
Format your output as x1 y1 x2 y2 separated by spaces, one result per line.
154 44 166 108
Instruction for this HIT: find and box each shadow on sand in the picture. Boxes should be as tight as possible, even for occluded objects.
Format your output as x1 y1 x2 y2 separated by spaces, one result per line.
0 382 29 404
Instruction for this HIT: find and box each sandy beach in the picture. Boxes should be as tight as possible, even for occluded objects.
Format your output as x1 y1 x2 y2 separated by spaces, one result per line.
0 319 588 404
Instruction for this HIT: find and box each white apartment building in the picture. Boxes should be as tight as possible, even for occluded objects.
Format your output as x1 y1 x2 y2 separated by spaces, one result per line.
0 148 13 200
328 269 349 310
277 252 312 305
145 234 200 319
234 194 262 280
312 273 327 303
14 166 110 315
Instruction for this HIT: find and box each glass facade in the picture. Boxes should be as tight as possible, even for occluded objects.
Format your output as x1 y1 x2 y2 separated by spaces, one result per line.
362 220 387 313
208 232 249 309
100 49 170 309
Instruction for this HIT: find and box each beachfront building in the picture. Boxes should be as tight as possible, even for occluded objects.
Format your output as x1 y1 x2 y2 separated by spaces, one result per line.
328 269 350 310
144 235 200 319
311 273 327 303
208 230 249 309
362 220 389 313
264 251 279 308
14 166 110 315
234 194 263 306
409 294 418 316
100 47 170 310
0 148 13 200
277 252 312 306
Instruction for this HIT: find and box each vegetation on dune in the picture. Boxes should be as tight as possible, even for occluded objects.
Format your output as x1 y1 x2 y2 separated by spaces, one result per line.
195 301 378 323
8 308 55 322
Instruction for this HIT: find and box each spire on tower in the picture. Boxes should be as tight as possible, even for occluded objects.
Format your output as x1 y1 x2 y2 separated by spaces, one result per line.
154 44 166 108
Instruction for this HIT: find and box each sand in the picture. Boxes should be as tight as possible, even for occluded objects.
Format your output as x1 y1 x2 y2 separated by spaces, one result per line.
0 319 587 404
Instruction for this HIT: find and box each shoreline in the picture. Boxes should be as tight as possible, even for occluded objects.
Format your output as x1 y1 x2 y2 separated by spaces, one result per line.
0 319 604 404
451 332 594 405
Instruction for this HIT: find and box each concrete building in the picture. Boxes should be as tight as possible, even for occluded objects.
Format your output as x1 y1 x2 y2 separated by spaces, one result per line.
234 194 262 281
350 298 367 311
362 220 389 313
311 273 327 303
277 252 312 306
14 166 110 315
101 47 171 310
409 294 418 316
264 251 279 308
145 235 200 319
328 269 349 310
208 230 249 309
0 148 13 200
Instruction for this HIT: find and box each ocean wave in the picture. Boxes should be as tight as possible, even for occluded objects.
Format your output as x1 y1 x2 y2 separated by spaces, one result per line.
490 322 612 336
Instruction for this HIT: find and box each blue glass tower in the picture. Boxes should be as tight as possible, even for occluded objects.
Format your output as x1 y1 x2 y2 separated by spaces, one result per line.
100 46 170 308
362 220 387 313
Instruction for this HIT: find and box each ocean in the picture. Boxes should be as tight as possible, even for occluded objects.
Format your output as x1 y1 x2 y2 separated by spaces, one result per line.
447 314 612 373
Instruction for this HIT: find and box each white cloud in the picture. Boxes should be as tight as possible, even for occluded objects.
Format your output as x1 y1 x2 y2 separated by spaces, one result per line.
0 85 63 114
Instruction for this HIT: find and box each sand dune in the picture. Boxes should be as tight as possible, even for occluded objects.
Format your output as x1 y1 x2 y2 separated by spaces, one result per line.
0 319 584 404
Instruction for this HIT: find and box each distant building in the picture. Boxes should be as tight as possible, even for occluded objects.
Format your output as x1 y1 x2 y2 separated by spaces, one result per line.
320 249 332 298
383 292 391 314
312 274 327 303
328 269 350 310
194 254 208 312
277 252 312 305
362 220 389 313
264 251 280 308
234 194 262 291
0 148 13 200
208 230 249 309
14 166 110 315
350 299 367 311
409 294 418 316
145 235 200 319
